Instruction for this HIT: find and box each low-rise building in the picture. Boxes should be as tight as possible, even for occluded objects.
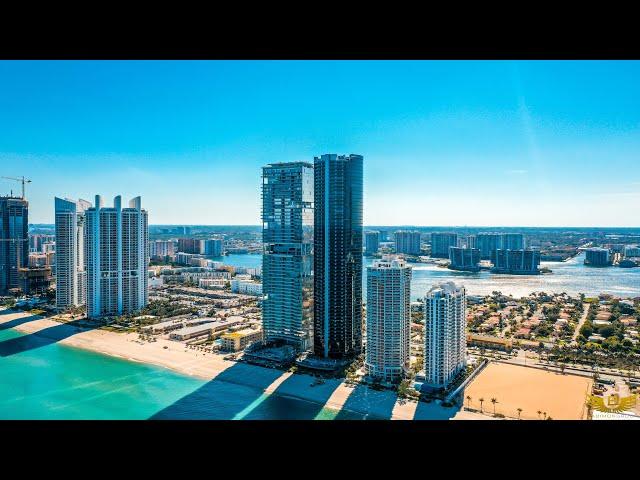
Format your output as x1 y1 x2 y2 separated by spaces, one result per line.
220 328 263 352
230 279 262 296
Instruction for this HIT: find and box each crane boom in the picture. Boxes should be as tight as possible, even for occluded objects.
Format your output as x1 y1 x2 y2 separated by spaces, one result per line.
1 175 32 199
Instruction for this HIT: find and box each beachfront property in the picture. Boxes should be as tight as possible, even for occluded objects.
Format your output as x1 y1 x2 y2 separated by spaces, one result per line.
313 154 363 360
54 197 91 309
220 328 263 352
203 238 224 257
365 256 412 382
423 282 467 389
85 195 149 319
168 316 246 342
261 161 314 351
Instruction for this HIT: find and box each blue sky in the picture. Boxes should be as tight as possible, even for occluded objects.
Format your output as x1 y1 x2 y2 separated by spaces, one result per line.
1 60 639 226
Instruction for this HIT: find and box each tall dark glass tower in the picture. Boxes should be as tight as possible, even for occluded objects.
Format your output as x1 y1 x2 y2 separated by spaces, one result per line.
313 154 363 359
0 196 29 295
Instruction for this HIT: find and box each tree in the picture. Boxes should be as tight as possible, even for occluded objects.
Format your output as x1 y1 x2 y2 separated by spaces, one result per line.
479 397 485 413
537 410 542 419
491 397 498 415
543 411 547 420
517 408 522 420
466 395 472 409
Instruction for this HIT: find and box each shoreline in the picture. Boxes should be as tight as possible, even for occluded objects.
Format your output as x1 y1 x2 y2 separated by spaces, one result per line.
0 309 428 419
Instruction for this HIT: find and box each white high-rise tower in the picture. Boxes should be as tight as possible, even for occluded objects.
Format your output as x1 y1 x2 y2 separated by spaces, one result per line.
55 197 92 309
365 256 412 382
424 282 467 389
85 195 148 319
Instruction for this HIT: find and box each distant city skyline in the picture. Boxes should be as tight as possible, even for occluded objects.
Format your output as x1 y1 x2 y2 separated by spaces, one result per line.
2 60 639 226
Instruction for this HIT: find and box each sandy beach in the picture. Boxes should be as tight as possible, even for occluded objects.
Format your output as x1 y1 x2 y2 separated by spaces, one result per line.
0 309 458 420
463 362 592 420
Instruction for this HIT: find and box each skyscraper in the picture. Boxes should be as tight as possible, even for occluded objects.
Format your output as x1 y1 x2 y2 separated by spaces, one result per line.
430 232 458 258
364 231 380 255
394 230 421 255
204 238 224 257
149 240 175 259
262 162 314 350
55 197 92 309
424 282 467 389
0 196 29 295
313 154 363 359
85 195 148 319
492 248 540 274
448 246 481 271
476 232 503 260
502 233 525 250
178 238 203 254
365 256 411 382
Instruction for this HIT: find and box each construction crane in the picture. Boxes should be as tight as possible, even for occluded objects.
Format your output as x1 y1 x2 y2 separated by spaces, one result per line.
1 176 32 199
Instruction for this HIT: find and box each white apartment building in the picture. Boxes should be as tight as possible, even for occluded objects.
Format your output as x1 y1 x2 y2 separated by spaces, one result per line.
231 279 263 296
55 197 92 309
365 256 412 382
85 195 148 319
424 282 467 389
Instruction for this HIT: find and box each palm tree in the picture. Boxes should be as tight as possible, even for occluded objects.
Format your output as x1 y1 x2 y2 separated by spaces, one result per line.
491 397 498 415
479 397 485 413
543 411 547 420
537 410 542 419
466 395 472 409
517 408 522 420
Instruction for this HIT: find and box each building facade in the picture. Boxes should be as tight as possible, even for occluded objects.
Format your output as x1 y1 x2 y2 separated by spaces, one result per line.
85 195 148 319
394 230 421 256
431 232 458 258
502 233 525 251
29 234 55 253
230 279 263 296
149 240 175 259
204 238 224 257
584 247 611 266
55 197 91 309
262 162 314 350
492 248 541 274
476 232 503 260
0 196 29 295
448 246 481 271
365 256 411 382
178 238 203 254
313 154 363 359
424 282 467 389
364 231 380 256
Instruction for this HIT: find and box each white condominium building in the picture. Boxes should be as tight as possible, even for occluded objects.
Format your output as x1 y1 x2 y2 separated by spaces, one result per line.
365 256 412 382
55 197 92 309
85 195 149 319
424 282 467 389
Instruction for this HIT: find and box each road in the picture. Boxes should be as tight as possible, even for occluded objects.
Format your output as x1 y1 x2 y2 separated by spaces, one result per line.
571 303 590 344
468 351 636 384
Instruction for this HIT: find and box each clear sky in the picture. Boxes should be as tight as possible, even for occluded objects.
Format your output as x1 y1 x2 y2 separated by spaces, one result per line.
1 60 639 227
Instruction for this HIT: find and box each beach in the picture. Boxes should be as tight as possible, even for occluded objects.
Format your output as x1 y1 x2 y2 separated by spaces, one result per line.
463 362 592 420
0 309 459 420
